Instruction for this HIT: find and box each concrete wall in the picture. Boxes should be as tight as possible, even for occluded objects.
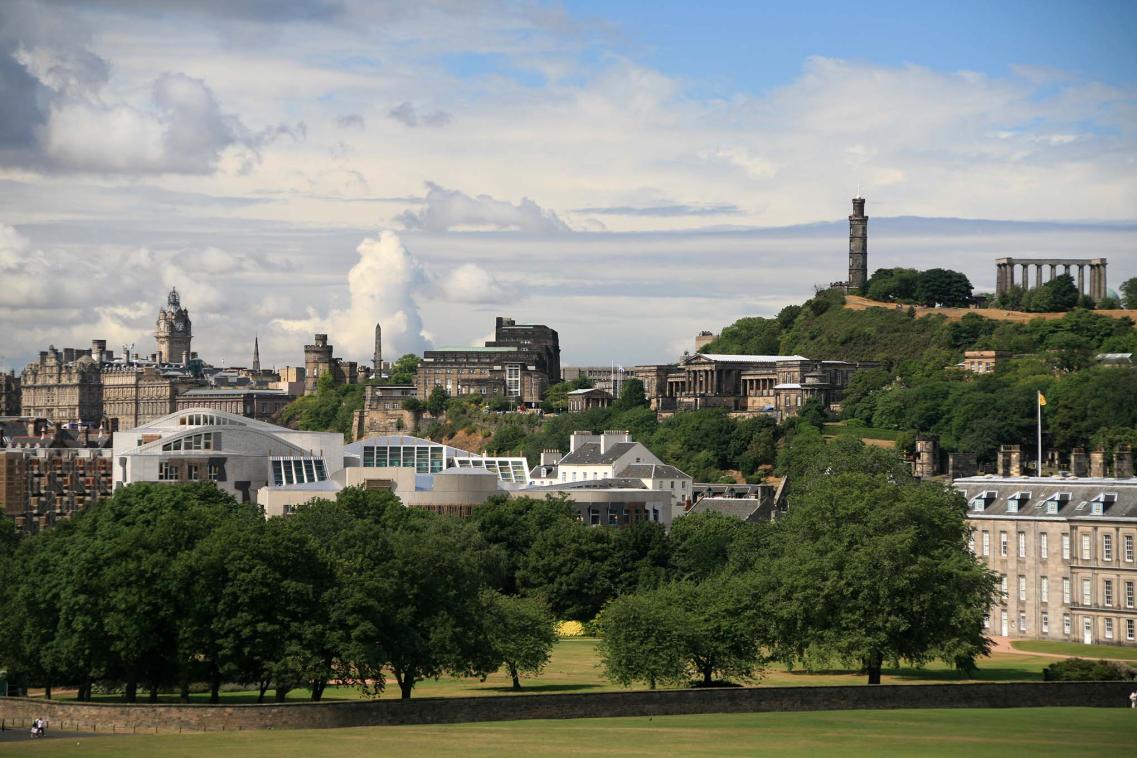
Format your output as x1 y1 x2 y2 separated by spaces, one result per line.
1 682 1132 733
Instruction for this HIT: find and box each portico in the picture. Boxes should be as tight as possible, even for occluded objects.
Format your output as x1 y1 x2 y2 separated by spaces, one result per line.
995 257 1108 303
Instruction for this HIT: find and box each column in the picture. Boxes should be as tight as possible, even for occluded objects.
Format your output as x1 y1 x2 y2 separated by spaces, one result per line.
1090 265 1099 302
1021 263 1029 289
1049 264 1056 282
997 264 1007 294
1035 264 1042 289
1078 264 1085 295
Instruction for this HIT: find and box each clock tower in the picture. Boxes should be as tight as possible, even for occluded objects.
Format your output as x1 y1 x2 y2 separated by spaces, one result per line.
155 287 192 364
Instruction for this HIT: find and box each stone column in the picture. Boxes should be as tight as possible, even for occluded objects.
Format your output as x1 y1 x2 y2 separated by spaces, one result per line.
1049 263 1056 281
1090 265 1099 302
1021 263 1029 289
1077 264 1085 295
1035 264 1043 289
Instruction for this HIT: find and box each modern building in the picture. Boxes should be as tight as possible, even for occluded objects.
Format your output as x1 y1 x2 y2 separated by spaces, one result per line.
561 366 625 394
416 317 560 407
633 353 873 420
956 469 1137 648
113 408 345 505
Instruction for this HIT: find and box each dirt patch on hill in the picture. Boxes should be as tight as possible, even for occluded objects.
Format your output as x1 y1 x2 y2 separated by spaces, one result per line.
844 295 1132 324
445 429 493 454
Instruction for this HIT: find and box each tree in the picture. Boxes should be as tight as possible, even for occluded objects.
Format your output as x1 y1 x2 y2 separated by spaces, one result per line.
426 385 449 416
916 269 972 307
669 512 750 580
483 592 558 690
518 521 619 621
1025 274 1079 313
766 441 997 684
866 267 920 302
699 317 782 355
1121 277 1137 309
471 495 575 595
613 378 647 411
387 353 421 385
596 592 688 689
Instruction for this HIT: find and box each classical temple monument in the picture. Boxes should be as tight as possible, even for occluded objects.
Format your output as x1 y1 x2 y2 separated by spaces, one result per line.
994 257 1108 302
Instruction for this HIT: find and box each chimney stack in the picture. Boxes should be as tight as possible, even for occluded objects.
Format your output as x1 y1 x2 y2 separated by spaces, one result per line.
1070 448 1088 477
1115 445 1134 479
540 449 562 466
1090 448 1107 478
998 444 1022 477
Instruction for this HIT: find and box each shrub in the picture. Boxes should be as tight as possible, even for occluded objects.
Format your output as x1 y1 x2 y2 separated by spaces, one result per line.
1042 657 1137 682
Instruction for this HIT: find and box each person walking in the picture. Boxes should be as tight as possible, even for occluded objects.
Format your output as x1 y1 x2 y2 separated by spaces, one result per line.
1129 690 1136 709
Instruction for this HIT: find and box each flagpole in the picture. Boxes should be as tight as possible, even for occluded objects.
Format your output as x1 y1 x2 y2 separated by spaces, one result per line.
1037 391 1043 477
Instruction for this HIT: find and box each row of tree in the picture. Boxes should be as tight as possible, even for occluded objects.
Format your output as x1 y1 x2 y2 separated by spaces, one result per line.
863 267 974 307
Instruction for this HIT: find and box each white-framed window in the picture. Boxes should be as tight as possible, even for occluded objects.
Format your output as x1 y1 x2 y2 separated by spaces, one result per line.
1000 531 1008 557
1063 578 1071 605
1063 614 1072 636
1081 534 1091 560
158 461 177 481
1000 575 1008 596
187 464 199 481
208 462 220 482
1105 618 1114 639
968 531 976 554
505 364 521 397
983 614 990 629
1041 611 1049 634
1018 532 1026 558
1082 578 1092 606
1018 575 1026 602
1104 580 1114 607
1128 619 1135 642
1018 612 1027 632
1103 534 1113 561
1040 576 1049 602
1040 533 1048 559
1126 535 1134 562
982 531 991 557
1126 581 1135 609
1062 533 1070 560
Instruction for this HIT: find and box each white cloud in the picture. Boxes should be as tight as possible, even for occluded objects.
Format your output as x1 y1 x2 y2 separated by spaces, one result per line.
438 262 509 304
398 183 572 233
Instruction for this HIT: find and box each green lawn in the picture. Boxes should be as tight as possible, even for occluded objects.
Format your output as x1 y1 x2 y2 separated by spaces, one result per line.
54 638 1059 704
822 422 903 442
1011 640 1137 662
10 708 1133 757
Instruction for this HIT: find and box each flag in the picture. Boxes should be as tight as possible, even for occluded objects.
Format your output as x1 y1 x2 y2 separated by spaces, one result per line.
1038 391 1047 407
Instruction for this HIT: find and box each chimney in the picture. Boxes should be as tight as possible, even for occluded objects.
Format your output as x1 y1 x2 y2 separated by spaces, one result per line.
947 452 977 480
600 430 630 455
569 431 598 453
998 444 1021 477
540 449 562 466
1115 445 1134 479
1090 448 1107 478
1069 448 1088 477
91 340 106 363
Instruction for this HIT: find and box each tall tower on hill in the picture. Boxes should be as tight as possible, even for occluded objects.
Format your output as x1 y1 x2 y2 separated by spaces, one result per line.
848 196 868 292
252 335 261 372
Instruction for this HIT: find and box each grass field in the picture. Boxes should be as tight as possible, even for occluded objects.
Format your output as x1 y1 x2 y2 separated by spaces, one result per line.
1011 640 1137 662
843 295 1133 324
8 708 1132 757
56 638 1060 704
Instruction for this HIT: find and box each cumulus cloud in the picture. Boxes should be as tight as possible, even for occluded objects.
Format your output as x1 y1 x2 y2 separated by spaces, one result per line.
438 262 509 304
336 113 366 129
387 101 452 128
398 182 571 233
275 231 431 360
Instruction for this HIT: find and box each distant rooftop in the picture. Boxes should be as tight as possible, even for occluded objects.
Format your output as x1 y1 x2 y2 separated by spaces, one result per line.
692 354 809 363
431 346 518 353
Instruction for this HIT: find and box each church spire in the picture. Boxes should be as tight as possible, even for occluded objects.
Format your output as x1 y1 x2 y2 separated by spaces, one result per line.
252 335 261 372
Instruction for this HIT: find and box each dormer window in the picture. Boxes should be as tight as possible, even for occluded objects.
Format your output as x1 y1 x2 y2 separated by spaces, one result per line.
970 490 997 512
1006 491 1031 513
1090 493 1118 516
1042 492 1070 515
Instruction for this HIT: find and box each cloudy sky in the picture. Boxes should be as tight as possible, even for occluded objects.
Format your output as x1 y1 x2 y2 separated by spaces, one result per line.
1 0 1135 371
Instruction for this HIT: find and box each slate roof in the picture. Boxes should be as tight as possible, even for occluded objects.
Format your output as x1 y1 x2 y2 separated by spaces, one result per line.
557 442 638 465
688 497 769 522
689 354 808 364
954 476 1137 521
618 463 690 480
521 477 648 491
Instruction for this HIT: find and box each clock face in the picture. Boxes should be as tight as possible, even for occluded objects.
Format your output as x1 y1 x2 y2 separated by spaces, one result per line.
174 319 186 333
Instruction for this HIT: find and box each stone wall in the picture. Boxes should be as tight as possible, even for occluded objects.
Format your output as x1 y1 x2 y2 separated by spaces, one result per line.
1 681 1133 733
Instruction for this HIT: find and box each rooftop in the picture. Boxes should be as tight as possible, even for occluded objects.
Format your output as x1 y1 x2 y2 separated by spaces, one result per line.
689 353 809 364
557 441 638 466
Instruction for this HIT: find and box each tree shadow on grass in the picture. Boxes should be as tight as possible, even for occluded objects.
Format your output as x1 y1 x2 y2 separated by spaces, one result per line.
477 684 606 695
885 667 1042 683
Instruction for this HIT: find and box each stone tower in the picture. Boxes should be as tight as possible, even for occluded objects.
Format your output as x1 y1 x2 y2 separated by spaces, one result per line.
373 323 382 372
848 197 868 292
304 334 334 395
252 335 261 372
155 287 192 364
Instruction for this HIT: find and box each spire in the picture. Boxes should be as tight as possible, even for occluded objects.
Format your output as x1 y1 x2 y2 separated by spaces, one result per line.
252 335 261 372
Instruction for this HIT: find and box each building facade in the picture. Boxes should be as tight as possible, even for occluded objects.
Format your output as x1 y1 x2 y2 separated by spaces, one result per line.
303 334 362 395
174 388 292 422
102 364 198 429
155 287 193 364
963 350 1010 374
956 474 1137 647
0 371 20 416
352 384 419 438
20 346 103 424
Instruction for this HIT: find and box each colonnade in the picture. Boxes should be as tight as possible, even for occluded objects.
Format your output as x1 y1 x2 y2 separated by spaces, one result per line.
994 257 1108 302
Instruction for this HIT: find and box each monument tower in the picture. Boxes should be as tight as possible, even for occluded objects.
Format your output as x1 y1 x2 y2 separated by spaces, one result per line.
252 335 261 372
155 287 192 364
373 323 382 372
848 196 868 292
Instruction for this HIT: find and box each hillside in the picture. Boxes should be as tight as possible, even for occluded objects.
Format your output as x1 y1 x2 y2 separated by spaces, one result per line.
844 295 1133 324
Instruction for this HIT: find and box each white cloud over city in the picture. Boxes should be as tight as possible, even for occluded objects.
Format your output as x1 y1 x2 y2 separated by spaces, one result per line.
0 1 1134 370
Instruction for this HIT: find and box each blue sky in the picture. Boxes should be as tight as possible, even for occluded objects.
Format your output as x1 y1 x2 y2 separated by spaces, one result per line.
0 0 1134 369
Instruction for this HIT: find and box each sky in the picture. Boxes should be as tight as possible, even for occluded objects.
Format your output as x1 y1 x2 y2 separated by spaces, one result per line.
0 0 1135 372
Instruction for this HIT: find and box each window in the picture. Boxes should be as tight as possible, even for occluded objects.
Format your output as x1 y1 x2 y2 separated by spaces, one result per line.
983 614 990 629
1062 533 1070 560
161 432 215 452
1127 581 1135 609
1126 535 1134 562
1041 611 1049 635
208 462 220 481
1063 578 1071 605
982 531 991 557
1103 534 1113 561
1082 578 1091 606
158 461 177 481
506 364 521 397
270 457 330 486
1018 612 1027 632
1104 580 1114 607
1040 533 1048 559
1081 534 1090 560
1128 619 1135 642
1063 614 1072 636
187 464 199 481
968 531 976 554
1018 576 1026 602
1000 531 1008 557
1017 532 1026 558
1000 575 1008 596
1040 576 1048 602
1105 618 1114 640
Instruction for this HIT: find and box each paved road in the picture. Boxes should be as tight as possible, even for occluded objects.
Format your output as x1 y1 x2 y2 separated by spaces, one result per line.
0 727 102 743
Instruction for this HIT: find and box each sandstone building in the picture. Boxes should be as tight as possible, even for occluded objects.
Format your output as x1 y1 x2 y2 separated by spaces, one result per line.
303 334 364 395
155 287 193 364
352 384 419 438
0 371 20 416
20 345 103 425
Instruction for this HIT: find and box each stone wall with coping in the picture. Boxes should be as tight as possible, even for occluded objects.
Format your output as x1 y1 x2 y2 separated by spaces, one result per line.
1 681 1133 734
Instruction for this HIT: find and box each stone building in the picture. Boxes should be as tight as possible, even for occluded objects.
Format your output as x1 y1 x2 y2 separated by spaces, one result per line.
995 257 1108 303
155 287 193 364
174 388 292 422
0 371 19 416
102 364 198 429
831 196 868 292
20 345 103 424
416 316 561 408
567 387 613 412
963 350 1009 374
956 472 1137 647
303 334 362 395
352 384 419 438
632 353 873 420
